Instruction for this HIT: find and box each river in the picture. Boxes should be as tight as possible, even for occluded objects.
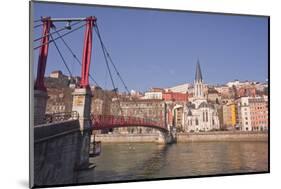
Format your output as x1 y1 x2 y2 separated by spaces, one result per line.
78 141 268 183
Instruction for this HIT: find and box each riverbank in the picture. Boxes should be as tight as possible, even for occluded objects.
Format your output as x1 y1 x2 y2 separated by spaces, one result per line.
93 131 268 143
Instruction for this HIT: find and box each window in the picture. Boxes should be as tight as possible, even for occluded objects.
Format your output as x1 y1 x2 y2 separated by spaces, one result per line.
203 112 205 122
195 118 199 125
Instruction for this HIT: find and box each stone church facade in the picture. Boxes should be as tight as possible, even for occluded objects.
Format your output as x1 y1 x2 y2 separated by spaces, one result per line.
183 60 220 132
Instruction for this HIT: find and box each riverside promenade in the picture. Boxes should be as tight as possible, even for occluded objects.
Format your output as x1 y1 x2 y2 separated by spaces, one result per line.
93 131 268 143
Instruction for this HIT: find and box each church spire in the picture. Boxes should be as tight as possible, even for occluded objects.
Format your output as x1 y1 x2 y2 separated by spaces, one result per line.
195 59 203 82
194 59 204 99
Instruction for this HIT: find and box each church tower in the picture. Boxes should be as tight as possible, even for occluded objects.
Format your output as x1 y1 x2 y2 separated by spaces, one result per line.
194 59 204 99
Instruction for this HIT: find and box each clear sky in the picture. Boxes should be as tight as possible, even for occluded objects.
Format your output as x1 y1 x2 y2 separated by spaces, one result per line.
33 2 268 92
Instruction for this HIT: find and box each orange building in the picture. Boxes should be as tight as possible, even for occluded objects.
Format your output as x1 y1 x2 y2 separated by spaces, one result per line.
163 91 188 102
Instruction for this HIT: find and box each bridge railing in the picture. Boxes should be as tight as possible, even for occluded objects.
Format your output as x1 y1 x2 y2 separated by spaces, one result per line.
91 114 167 130
45 111 79 124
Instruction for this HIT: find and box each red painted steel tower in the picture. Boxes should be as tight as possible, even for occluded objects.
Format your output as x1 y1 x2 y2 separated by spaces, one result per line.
80 16 96 88
34 17 52 91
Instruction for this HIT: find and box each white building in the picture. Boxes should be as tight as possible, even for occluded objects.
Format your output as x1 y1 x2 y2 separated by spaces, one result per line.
165 83 190 94
226 80 240 87
183 60 220 132
143 91 163 100
236 97 252 131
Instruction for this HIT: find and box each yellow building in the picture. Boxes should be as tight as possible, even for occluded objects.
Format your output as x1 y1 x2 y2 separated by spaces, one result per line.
229 103 237 126
222 102 237 128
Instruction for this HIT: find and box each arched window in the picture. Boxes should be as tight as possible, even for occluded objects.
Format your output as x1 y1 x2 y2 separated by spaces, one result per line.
206 111 208 122
195 118 199 125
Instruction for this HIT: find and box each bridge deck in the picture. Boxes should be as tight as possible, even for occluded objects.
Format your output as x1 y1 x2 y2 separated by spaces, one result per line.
91 115 168 132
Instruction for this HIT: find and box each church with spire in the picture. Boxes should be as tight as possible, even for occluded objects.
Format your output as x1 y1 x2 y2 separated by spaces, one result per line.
183 59 220 132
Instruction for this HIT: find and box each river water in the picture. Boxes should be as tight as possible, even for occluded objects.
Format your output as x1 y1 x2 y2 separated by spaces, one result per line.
78 141 268 183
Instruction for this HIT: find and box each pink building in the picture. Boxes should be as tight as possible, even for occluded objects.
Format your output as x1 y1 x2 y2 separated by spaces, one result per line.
249 97 268 131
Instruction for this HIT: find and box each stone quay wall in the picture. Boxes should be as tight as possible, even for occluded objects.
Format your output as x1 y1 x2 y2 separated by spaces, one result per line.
176 131 268 142
94 131 268 143
93 133 160 143
33 120 81 187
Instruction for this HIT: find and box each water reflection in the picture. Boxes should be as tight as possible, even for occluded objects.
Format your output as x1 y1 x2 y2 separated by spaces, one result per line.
78 142 268 183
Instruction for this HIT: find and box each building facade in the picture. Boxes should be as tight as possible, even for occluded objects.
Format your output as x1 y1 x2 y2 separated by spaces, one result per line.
249 97 268 131
222 102 237 129
236 96 268 131
163 91 188 102
143 91 163 100
110 99 167 134
236 97 252 131
237 85 257 97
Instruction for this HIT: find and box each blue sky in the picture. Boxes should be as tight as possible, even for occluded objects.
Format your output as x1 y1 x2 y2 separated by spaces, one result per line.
33 2 268 92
